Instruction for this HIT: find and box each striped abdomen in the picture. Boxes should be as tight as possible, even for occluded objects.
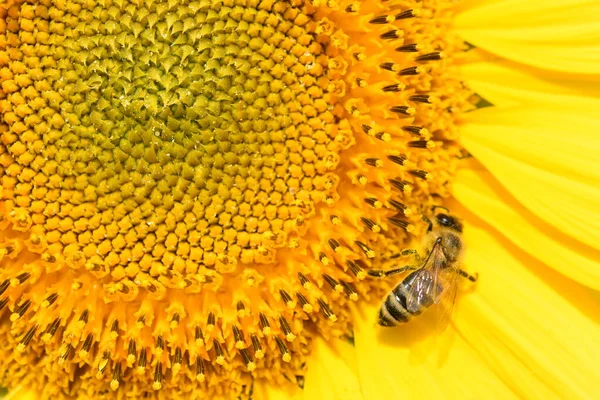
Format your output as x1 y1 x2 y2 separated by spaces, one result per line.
378 270 436 327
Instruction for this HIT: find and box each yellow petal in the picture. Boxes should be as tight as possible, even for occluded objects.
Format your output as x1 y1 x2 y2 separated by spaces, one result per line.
352 304 517 399
255 381 303 400
461 61 600 108
303 337 364 400
454 167 600 290
454 0 600 73
452 205 600 399
3 385 38 400
459 108 600 251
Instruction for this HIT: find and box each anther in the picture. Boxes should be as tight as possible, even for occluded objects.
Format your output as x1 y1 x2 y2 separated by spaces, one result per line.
345 3 358 12
319 251 330 265
173 347 183 370
195 357 205 382
79 309 90 325
11 299 32 321
399 66 422 76
153 363 163 390
15 272 30 284
330 215 341 225
369 15 392 24
356 174 367 185
259 312 271 335
126 339 136 363
402 126 429 136
396 44 421 52
388 217 416 232
323 274 343 293
137 349 147 372
365 198 383 208
251 334 264 358
317 299 336 321
156 335 164 355
98 350 111 376
408 140 435 149
42 318 61 341
0 298 7 311
236 301 246 317
296 293 313 313
365 158 382 167
388 155 408 166
279 315 296 341
17 324 38 351
111 363 122 390
388 199 411 216
353 52 365 61
355 241 375 258
279 289 294 308
195 326 204 345
233 325 246 349
207 311 216 330
59 343 73 365
390 106 415 115
298 272 311 289
240 348 255 371
380 30 401 40
275 336 291 362
362 124 373 135
415 52 443 62
409 170 432 180
380 62 399 72
346 260 366 279
396 9 419 19
0 280 9 296
409 95 433 103
361 217 380 233
328 238 341 252
389 179 412 193
213 339 225 365
340 281 359 301
382 83 403 93
355 78 367 87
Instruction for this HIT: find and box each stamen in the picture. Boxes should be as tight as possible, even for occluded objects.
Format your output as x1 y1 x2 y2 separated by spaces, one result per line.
380 62 400 72
389 179 413 193
340 281 359 301
274 336 291 362
382 84 403 93
415 52 443 62
251 334 264 359
399 66 423 76
0 279 9 296
365 158 383 167
346 260 366 280
390 106 416 116
409 95 433 104
380 30 401 40
409 170 433 180
259 313 271 335
396 44 421 52
279 316 296 342
17 324 38 352
388 155 408 166
153 363 163 391
364 198 383 209
328 238 341 252
233 325 246 349
388 217 416 233
279 289 295 308
395 9 419 20
361 217 381 233
355 241 375 258
111 363 122 390
408 140 435 149
402 125 430 136
239 348 256 371
317 299 336 322
296 293 313 313
323 274 344 293
369 15 392 24
195 357 205 382
213 339 225 365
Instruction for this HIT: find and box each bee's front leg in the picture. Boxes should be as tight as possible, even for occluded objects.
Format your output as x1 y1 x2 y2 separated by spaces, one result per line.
367 265 416 278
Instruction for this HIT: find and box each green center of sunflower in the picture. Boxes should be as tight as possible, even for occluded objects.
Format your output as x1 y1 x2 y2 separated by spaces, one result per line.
0 0 473 398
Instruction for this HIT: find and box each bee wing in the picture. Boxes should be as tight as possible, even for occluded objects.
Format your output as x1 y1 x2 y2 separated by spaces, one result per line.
433 266 459 332
405 268 437 314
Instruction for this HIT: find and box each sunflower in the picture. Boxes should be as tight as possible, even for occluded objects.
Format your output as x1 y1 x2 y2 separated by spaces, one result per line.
0 0 598 399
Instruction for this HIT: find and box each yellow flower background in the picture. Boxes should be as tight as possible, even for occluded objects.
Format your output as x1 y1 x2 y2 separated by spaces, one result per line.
1 0 599 399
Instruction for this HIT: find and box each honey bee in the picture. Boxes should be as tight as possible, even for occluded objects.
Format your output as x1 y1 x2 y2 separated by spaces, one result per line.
369 209 478 328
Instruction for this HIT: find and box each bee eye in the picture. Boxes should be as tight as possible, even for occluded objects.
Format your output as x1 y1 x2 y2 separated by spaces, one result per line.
436 213 453 227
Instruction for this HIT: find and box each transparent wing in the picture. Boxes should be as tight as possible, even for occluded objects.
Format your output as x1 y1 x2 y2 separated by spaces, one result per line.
433 266 459 332
406 269 438 313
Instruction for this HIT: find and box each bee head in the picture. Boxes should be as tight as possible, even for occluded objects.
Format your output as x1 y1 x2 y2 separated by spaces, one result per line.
435 213 463 233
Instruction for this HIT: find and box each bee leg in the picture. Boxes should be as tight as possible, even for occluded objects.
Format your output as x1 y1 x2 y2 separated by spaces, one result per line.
458 269 478 282
390 248 421 262
368 265 415 278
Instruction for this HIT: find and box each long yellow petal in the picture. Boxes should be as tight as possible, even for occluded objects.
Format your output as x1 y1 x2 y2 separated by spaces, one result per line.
303 337 364 400
459 108 600 251
352 304 517 399
460 61 600 108
452 206 600 399
454 0 600 73
454 167 600 290
3 385 38 400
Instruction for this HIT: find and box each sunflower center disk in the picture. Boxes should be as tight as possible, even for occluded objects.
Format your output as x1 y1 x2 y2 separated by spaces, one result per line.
0 0 471 397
